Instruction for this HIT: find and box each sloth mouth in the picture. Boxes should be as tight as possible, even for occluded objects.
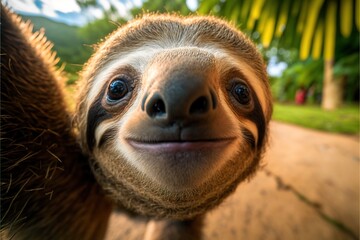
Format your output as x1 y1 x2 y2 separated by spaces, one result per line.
126 138 236 153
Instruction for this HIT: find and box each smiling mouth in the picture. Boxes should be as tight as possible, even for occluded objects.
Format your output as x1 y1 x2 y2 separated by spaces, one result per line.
126 138 236 153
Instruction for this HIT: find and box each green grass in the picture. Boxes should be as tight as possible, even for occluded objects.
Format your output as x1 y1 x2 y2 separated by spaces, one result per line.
272 103 360 134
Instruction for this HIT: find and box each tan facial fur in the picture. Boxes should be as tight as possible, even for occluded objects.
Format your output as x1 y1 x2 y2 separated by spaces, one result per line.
75 14 272 219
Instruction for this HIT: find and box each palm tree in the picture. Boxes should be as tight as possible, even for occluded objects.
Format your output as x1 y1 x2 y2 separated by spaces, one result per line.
198 0 359 110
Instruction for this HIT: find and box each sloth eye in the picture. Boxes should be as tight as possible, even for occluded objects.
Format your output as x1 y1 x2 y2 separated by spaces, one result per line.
107 78 128 101
232 83 251 105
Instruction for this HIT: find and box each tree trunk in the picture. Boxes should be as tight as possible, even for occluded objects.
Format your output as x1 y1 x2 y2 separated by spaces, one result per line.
321 60 345 110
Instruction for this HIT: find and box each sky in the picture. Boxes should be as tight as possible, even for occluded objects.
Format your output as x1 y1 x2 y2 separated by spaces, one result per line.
3 0 143 25
268 58 287 77
3 0 197 25
3 0 285 76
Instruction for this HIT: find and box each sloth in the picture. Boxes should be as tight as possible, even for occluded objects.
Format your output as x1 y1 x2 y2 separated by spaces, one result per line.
1 5 272 240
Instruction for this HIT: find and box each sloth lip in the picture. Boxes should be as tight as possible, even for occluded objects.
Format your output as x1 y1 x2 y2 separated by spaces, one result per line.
126 138 236 153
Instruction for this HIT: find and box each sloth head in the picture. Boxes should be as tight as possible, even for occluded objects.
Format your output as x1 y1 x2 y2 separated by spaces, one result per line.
75 14 272 219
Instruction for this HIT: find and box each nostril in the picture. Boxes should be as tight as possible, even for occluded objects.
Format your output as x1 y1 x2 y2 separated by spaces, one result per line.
190 96 209 115
145 93 166 118
152 99 166 116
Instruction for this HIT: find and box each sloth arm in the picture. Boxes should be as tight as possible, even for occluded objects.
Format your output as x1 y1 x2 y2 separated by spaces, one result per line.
0 6 112 240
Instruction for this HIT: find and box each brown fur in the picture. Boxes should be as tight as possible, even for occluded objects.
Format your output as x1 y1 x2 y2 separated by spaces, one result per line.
0 6 112 240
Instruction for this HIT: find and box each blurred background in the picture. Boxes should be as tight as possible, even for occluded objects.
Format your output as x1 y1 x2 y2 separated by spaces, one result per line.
3 0 359 239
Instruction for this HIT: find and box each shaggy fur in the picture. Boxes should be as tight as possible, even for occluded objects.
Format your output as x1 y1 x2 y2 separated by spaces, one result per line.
1 5 272 240
0 6 111 240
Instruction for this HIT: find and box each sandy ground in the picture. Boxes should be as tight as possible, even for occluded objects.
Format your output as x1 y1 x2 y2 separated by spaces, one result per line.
105 121 360 240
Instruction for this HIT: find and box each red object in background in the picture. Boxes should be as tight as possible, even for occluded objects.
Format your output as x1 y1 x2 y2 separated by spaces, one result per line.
295 88 306 105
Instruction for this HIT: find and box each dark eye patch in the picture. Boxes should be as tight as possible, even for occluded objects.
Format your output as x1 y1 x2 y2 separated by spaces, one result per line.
222 68 266 149
87 86 112 152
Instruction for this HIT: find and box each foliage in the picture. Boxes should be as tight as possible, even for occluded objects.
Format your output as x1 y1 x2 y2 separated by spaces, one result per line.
76 0 97 8
333 53 360 102
20 15 87 75
77 14 125 45
272 55 359 103
273 103 359 134
197 0 359 103
271 59 324 103
131 0 191 16
20 13 126 84
332 28 360 102
271 28 359 103
21 0 193 86
198 0 359 61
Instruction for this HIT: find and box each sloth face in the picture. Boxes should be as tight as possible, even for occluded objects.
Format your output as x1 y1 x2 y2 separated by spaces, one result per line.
76 15 272 219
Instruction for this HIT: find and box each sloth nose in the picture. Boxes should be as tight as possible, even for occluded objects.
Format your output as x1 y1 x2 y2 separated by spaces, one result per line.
144 76 217 124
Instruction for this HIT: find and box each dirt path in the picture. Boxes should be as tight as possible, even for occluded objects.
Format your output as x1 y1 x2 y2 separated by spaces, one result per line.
105 121 360 240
